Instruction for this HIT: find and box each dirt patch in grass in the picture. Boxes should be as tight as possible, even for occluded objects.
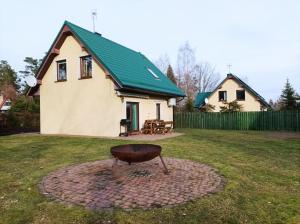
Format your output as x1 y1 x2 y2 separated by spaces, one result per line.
265 131 300 139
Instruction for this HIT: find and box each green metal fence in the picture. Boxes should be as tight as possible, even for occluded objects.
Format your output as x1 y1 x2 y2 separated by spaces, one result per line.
174 111 300 131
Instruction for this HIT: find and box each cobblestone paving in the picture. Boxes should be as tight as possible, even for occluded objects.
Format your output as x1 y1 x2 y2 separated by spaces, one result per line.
40 158 225 210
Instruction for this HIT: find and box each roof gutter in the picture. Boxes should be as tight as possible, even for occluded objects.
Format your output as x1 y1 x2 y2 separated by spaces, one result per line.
116 91 149 99
121 85 185 98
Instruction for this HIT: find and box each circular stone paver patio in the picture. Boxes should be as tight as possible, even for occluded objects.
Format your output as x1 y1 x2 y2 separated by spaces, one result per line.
40 158 225 210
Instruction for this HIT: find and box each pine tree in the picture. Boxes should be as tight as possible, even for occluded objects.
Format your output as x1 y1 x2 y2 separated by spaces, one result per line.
19 57 43 93
0 61 18 101
279 79 298 110
0 60 19 90
184 96 194 112
166 65 177 85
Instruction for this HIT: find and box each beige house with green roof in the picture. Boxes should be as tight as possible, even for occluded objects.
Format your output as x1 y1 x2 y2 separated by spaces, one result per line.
28 21 184 137
194 74 270 112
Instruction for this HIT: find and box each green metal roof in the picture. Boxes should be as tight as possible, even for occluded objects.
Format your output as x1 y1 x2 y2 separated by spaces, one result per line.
194 92 212 108
64 21 185 97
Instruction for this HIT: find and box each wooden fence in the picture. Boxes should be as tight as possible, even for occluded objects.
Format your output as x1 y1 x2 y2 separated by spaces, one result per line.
174 111 300 131
0 112 40 135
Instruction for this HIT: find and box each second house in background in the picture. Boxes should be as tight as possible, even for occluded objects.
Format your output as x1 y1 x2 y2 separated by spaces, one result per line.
194 73 270 112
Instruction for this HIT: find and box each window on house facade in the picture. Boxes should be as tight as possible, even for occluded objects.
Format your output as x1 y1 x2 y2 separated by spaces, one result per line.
80 55 92 78
156 103 161 120
3 101 11 106
57 60 67 81
218 91 227 101
236 90 245 101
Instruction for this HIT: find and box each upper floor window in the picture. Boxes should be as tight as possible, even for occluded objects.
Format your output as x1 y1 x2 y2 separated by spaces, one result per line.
57 60 67 81
80 55 92 78
236 90 245 101
219 91 227 101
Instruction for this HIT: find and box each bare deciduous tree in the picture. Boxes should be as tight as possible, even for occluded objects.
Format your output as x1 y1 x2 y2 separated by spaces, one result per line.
176 42 220 98
154 54 170 74
193 62 220 92
176 42 197 98
154 42 221 112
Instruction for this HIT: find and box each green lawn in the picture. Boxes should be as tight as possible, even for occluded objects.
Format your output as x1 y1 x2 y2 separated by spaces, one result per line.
0 129 299 224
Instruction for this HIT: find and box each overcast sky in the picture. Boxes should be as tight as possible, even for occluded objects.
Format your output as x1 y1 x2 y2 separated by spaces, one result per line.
0 0 299 101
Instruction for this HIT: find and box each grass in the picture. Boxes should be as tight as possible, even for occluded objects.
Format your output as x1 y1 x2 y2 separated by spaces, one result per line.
0 129 299 224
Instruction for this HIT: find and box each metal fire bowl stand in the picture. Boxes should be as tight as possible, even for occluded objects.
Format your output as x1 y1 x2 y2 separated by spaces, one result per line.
110 144 169 174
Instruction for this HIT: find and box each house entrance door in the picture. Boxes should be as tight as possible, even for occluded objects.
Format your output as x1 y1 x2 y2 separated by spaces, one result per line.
126 102 139 132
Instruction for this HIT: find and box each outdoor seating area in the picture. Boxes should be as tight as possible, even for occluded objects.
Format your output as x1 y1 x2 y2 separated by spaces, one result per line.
141 120 173 135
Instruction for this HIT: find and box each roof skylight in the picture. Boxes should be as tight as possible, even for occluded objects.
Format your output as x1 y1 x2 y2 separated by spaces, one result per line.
147 68 160 79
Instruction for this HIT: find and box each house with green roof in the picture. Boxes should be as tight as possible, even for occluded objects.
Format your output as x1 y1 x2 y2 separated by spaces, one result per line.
194 73 270 112
28 21 184 137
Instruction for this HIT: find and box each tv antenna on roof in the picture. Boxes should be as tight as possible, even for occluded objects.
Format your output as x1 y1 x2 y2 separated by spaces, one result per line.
227 64 232 73
91 9 97 32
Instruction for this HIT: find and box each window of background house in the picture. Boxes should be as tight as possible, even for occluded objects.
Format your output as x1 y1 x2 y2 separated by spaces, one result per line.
219 91 227 101
80 55 92 78
57 60 67 81
236 90 245 101
156 103 161 120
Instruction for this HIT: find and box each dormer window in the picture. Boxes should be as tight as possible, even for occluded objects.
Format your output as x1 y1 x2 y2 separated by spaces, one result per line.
57 60 67 81
147 68 160 79
80 55 92 79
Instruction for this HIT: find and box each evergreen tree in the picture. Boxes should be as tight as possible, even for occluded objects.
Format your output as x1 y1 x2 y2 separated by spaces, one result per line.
166 64 177 84
10 95 39 113
19 57 42 77
184 96 194 112
19 57 43 93
0 61 18 100
279 79 298 110
0 60 19 90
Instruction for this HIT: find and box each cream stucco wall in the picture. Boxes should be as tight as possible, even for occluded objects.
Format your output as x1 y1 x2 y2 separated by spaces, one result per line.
123 96 173 130
208 78 263 112
40 35 173 137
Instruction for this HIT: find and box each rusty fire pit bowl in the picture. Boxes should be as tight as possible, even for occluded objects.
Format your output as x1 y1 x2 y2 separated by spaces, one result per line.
110 144 168 173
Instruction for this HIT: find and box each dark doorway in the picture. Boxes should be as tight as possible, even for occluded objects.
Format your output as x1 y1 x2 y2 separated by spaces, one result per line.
156 103 161 120
126 102 139 132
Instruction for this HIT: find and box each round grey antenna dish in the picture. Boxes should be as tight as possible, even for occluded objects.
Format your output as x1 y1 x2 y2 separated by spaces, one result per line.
204 98 209 104
25 75 37 87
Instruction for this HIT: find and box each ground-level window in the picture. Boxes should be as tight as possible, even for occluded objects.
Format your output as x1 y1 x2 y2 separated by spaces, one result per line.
236 90 245 101
80 55 92 78
219 91 227 101
57 60 67 81
156 103 161 120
